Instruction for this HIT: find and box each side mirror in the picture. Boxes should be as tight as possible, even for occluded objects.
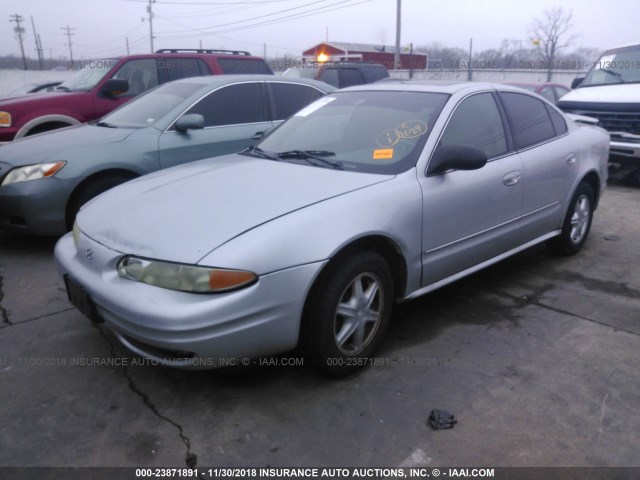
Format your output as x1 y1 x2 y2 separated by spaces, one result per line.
571 77 584 89
174 114 205 133
100 79 129 98
428 145 487 176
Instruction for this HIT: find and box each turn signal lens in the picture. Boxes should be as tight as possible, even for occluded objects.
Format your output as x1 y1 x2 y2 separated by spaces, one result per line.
117 256 257 293
0 111 11 127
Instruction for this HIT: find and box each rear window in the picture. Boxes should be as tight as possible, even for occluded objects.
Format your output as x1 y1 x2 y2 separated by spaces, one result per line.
360 65 389 83
217 58 271 74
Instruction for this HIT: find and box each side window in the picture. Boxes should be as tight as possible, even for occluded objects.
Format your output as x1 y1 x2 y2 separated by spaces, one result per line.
269 83 325 120
360 66 388 83
340 68 363 87
501 92 556 149
185 83 266 127
216 58 271 74
160 58 210 82
111 59 159 96
438 93 508 158
319 68 339 88
539 87 556 103
546 104 568 136
554 86 569 100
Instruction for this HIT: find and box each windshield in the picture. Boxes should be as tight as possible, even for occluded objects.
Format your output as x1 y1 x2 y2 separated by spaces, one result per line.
257 90 449 174
282 65 319 79
58 60 116 92
579 45 640 87
100 82 204 128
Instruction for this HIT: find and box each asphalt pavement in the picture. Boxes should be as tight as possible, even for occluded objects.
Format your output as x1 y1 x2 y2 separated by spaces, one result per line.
0 182 639 469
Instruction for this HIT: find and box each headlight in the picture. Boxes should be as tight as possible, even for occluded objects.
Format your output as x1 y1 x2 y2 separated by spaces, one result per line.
0 111 11 127
1 161 65 186
117 256 258 293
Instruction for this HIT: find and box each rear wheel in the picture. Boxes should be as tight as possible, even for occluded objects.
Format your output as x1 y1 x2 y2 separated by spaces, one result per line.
547 182 594 255
302 250 394 376
66 175 133 230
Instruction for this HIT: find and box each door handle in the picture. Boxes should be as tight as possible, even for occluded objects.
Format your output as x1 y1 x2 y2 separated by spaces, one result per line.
566 153 577 165
503 171 521 186
251 131 265 140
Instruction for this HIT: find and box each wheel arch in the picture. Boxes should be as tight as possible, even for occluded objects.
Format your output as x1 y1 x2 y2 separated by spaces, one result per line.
311 234 409 303
15 114 81 138
65 168 139 228
580 170 601 209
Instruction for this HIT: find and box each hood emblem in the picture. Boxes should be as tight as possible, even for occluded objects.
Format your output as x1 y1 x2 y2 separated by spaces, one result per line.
85 249 95 261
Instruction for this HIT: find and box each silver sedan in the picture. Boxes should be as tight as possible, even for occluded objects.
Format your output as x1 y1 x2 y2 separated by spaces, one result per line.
55 81 610 376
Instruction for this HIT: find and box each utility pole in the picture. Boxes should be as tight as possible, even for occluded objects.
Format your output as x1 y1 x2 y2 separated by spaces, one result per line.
126 37 130 55
62 25 75 64
467 38 473 81
9 14 28 70
31 16 43 70
146 0 155 53
263 43 266 59
394 0 401 70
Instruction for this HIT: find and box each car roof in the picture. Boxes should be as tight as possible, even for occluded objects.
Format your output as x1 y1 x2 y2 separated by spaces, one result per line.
506 81 567 88
340 80 504 94
166 74 334 91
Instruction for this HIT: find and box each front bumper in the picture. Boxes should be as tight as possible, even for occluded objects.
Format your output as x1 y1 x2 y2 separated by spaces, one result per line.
0 173 75 235
609 138 640 166
54 231 326 368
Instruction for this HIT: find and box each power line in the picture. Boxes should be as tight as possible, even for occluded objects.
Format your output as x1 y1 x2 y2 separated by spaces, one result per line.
158 0 372 38
157 0 331 34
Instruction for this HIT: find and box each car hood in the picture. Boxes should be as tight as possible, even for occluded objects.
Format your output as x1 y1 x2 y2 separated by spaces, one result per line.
78 155 393 264
559 83 640 104
0 124 138 166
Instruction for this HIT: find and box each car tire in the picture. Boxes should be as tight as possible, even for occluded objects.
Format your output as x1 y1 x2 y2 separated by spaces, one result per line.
547 182 594 256
67 175 132 230
301 250 394 376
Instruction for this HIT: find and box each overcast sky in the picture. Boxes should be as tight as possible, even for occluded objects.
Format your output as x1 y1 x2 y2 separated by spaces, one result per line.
1 0 638 61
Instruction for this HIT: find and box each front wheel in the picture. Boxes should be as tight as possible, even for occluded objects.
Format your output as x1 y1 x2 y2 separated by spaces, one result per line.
66 175 133 230
547 182 594 255
301 250 394 376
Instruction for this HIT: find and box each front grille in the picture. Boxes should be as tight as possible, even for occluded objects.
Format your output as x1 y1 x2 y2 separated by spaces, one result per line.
571 110 640 135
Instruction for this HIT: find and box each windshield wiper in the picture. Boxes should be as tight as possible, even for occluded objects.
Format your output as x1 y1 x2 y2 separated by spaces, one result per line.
91 121 118 128
276 150 344 170
240 145 279 160
55 85 71 92
599 69 625 83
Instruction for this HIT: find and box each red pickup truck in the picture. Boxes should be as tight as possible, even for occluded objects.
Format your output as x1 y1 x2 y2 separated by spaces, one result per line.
0 49 272 142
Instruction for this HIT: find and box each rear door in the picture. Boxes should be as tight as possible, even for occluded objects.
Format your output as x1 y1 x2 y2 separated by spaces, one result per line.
419 92 524 286
499 92 575 240
158 81 273 169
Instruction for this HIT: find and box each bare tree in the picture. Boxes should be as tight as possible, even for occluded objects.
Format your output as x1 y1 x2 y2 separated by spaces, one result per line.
530 7 575 80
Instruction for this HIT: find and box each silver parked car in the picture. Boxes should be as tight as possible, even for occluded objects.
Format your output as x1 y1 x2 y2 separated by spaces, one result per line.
0 75 333 235
55 81 609 375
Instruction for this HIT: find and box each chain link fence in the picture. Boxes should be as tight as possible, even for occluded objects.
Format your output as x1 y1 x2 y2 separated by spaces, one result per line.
390 68 588 86
0 70 74 98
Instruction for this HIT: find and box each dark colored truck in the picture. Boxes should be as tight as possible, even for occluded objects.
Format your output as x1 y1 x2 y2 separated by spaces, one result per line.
0 49 272 142
282 62 389 88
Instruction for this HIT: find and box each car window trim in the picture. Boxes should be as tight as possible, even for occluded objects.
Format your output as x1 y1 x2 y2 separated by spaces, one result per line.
165 80 266 132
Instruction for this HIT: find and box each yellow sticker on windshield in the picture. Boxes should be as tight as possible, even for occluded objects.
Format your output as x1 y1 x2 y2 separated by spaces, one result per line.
373 149 394 160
